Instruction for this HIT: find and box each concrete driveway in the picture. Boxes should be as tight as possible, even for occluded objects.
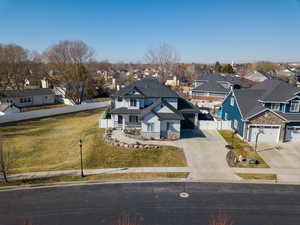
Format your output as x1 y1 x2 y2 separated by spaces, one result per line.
254 142 300 169
249 142 300 182
178 129 240 180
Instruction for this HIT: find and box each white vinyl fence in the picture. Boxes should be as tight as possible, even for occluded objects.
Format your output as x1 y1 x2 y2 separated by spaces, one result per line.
0 101 110 124
99 118 113 128
198 120 232 130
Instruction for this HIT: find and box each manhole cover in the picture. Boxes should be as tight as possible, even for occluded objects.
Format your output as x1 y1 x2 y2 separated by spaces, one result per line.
179 192 189 198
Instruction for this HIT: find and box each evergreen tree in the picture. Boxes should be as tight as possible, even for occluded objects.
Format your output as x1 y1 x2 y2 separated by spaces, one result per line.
214 61 223 73
222 64 235 74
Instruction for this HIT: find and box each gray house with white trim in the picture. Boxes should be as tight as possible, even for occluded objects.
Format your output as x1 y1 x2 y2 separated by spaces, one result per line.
104 77 199 139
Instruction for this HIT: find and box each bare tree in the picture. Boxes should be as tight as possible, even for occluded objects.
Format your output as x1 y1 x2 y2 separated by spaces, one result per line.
144 42 180 83
0 44 31 90
43 40 95 104
208 213 234 225
0 141 16 183
114 215 138 225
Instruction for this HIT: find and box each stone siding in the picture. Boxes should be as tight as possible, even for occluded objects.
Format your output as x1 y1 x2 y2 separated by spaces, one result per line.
245 110 286 142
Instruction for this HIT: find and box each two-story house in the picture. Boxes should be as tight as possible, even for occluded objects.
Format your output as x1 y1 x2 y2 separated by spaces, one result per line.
104 77 199 139
221 79 300 143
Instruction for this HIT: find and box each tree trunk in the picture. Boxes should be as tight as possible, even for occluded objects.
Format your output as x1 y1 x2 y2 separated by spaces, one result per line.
2 170 8 183
0 145 8 183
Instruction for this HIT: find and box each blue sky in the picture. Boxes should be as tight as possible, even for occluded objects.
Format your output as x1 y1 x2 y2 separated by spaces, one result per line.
1 0 300 63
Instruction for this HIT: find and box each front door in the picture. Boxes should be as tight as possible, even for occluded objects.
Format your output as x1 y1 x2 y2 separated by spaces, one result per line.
118 115 123 124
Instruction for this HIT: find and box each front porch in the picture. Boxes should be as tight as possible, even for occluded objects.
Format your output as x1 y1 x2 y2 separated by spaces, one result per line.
113 114 141 129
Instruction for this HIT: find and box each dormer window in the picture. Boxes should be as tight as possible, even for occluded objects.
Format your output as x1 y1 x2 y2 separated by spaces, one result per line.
130 99 137 107
230 97 234 106
290 101 300 112
270 103 280 111
117 97 123 102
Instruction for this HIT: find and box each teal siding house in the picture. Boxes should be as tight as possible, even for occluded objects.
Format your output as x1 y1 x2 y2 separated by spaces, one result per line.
221 80 300 143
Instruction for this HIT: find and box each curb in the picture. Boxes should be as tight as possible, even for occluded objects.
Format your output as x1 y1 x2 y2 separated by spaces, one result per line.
1 178 300 192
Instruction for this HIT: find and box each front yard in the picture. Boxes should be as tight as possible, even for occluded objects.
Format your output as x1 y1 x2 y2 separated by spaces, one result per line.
0 172 189 187
218 130 269 168
21 103 69 112
0 109 186 174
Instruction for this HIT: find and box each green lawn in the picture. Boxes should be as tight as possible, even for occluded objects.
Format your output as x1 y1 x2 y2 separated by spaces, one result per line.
236 173 277 180
218 130 269 168
0 172 189 187
0 109 186 174
21 104 69 112
91 97 111 102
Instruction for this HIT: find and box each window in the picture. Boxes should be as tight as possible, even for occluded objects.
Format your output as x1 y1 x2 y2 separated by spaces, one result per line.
290 101 300 112
166 122 173 131
225 112 228 120
234 120 238 129
130 99 137 107
270 103 280 111
230 97 235 106
129 115 139 123
117 97 123 102
147 123 154 132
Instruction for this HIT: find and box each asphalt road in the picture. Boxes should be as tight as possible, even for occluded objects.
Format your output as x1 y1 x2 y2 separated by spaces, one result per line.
1 182 300 225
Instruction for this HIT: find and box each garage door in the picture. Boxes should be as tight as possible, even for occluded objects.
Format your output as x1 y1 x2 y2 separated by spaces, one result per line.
285 126 300 142
248 125 280 143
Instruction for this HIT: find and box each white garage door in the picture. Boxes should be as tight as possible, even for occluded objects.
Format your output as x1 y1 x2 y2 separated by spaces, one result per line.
285 126 300 142
248 125 280 143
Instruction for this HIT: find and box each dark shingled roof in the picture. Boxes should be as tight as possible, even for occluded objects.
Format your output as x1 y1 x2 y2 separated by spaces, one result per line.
251 79 300 102
233 89 266 119
110 107 140 115
192 74 245 93
0 88 54 98
196 73 227 82
156 113 184 120
276 112 300 122
232 79 300 121
112 77 179 98
177 98 200 113
192 81 228 93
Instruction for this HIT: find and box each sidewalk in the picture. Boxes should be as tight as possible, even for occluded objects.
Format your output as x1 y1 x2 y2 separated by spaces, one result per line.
5 167 191 181
232 168 300 182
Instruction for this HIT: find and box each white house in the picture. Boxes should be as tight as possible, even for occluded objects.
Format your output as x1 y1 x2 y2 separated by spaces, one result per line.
0 103 20 116
101 77 199 139
0 88 55 107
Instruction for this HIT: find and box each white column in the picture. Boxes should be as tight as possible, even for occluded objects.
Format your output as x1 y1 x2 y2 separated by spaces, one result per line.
122 115 126 130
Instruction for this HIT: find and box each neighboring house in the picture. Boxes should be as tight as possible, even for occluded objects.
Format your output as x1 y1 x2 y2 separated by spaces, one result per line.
191 73 244 109
0 103 20 116
165 76 180 87
0 88 55 107
276 69 295 78
104 77 199 139
221 79 300 143
244 71 272 83
52 82 88 105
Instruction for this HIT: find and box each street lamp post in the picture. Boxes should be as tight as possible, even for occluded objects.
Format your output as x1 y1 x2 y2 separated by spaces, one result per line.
232 129 238 149
254 128 264 152
79 139 84 177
